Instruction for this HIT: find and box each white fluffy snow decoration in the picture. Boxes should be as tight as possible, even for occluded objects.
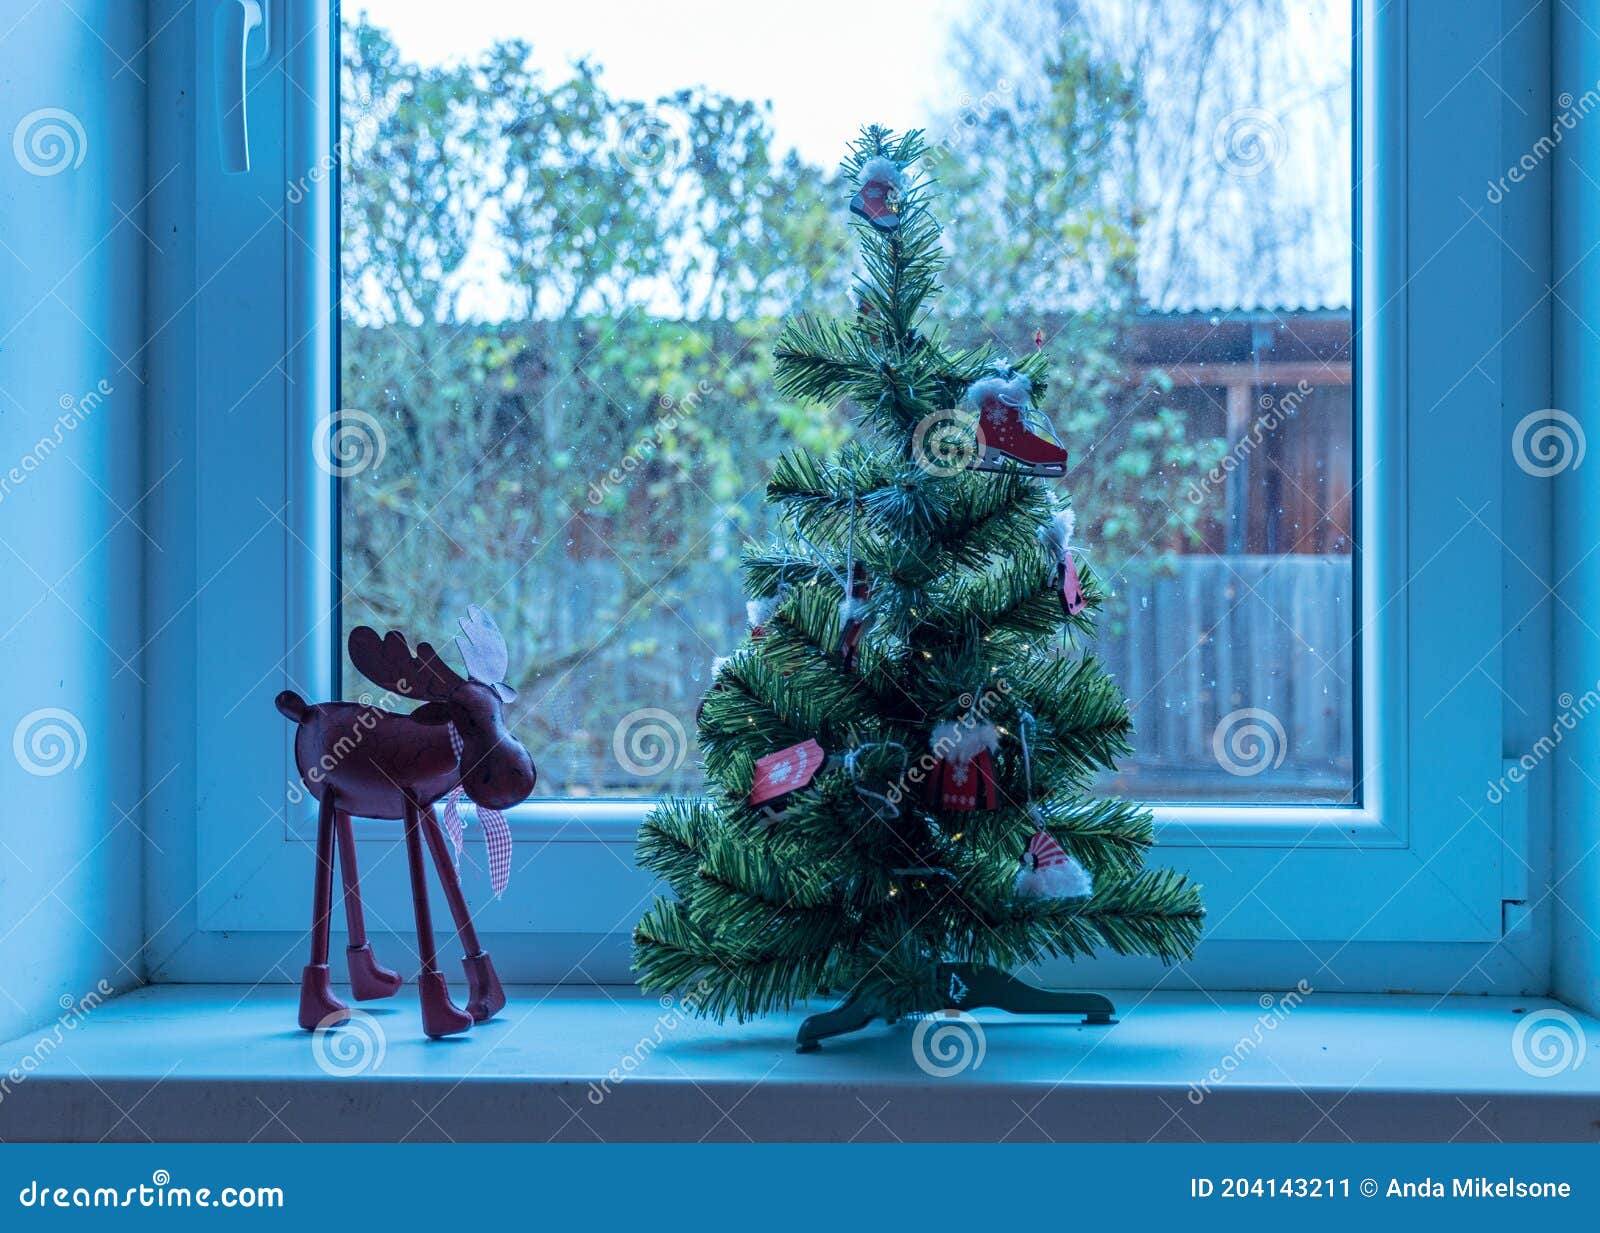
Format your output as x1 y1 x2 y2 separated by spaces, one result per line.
1039 507 1076 558
1014 817 1095 901
930 718 1000 766
857 154 904 191
1014 855 1094 901
747 597 779 629
962 371 1032 419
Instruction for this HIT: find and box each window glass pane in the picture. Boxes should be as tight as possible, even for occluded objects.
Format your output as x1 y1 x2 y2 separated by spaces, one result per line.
338 0 1355 804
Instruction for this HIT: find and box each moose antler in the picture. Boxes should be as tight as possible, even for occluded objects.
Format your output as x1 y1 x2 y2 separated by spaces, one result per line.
455 605 517 702
348 626 464 700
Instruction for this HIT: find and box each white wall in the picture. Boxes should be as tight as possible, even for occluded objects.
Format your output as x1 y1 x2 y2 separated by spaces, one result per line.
0 2 147 1042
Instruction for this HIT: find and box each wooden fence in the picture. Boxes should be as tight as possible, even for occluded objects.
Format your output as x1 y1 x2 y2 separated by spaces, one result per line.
503 553 1355 803
1100 553 1355 801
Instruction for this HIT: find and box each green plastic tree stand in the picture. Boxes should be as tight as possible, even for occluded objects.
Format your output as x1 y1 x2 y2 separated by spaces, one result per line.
794 962 1117 1052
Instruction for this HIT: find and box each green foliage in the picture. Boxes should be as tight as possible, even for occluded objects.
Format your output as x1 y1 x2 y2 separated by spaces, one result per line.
633 128 1203 1021
933 27 1227 574
337 18 1227 797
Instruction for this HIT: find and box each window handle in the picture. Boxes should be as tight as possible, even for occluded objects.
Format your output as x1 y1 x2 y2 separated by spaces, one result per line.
216 0 265 173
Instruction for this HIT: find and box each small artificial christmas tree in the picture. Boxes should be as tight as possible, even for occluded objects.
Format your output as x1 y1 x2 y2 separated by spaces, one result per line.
633 126 1203 1050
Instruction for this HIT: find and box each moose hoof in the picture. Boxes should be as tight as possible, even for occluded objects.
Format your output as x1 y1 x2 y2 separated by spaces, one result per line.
298 964 349 1031
346 943 403 1001
417 972 473 1039
462 951 506 1022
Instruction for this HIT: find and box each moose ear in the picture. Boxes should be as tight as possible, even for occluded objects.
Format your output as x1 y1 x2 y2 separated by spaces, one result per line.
456 604 510 687
493 681 518 704
410 700 453 726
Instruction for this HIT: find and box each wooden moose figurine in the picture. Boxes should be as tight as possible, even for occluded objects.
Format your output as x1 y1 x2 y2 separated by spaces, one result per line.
275 606 536 1038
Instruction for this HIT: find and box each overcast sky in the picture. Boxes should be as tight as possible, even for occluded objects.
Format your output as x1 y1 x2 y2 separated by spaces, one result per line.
348 0 1352 314
350 0 966 166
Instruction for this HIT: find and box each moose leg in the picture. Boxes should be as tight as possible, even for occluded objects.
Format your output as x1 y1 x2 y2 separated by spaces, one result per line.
334 809 403 1001
299 793 349 1030
419 803 506 1023
403 794 473 1039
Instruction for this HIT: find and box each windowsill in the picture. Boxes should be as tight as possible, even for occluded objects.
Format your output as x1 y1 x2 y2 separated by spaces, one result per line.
2 986 1595 1142
389 798 1389 848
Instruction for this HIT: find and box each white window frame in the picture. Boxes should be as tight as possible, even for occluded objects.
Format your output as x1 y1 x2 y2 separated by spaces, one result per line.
144 0 1552 989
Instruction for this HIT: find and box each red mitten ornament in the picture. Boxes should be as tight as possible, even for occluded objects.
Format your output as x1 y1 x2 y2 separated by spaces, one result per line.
850 155 904 231
923 720 999 811
750 738 827 812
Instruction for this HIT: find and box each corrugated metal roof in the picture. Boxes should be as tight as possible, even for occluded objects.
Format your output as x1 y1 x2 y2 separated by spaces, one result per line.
1131 304 1352 320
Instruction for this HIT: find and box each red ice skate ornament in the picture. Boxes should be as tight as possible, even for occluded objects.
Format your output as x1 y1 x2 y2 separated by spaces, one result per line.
850 155 904 231
1014 822 1094 901
1039 508 1088 617
961 367 1069 478
924 719 999 811
275 605 536 1039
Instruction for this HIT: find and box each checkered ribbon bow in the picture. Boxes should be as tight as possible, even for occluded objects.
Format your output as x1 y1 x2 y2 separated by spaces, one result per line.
444 723 513 897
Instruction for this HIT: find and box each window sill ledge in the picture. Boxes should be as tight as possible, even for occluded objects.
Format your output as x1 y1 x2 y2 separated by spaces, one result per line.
1 986 1595 1142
